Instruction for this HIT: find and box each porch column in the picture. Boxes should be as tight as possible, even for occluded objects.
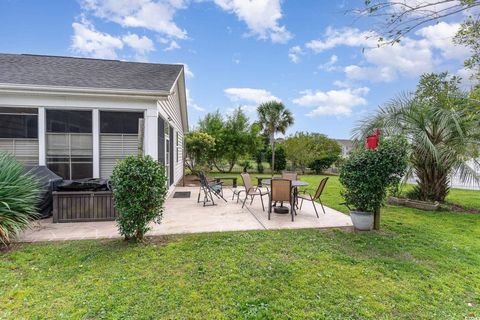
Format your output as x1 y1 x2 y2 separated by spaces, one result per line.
144 108 158 160
38 107 46 165
92 109 100 178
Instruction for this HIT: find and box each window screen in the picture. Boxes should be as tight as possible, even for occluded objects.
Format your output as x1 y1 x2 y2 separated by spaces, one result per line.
46 110 92 133
0 108 38 138
46 110 93 179
99 111 143 178
0 108 39 164
100 111 143 134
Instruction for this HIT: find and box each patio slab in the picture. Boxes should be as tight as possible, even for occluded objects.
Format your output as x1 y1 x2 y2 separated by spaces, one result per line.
18 187 353 242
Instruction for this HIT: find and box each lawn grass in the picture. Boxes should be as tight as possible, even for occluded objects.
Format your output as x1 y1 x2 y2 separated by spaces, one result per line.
1 175 480 319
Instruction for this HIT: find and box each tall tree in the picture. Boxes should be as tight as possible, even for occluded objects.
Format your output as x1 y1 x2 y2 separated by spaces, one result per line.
354 73 480 202
257 101 294 175
284 132 341 174
197 108 261 172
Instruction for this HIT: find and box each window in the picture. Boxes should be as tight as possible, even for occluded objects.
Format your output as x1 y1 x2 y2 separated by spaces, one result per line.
46 110 93 179
99 111 143 178
0 107 38 164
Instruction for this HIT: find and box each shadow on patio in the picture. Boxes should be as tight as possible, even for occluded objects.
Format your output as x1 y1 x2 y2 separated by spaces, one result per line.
19 186 353 242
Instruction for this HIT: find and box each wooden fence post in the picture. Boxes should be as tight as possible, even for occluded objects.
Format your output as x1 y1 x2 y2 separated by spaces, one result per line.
373 208 380 230
138 118 144 156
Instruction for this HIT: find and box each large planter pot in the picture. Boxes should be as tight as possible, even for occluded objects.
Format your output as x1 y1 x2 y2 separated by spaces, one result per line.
350 211 374 231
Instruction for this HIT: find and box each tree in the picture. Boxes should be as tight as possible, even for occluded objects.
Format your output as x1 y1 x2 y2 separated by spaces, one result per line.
454 16 480 79
354 73 480 202
222 108 262 172
356 1 480 45
283 132 312 173
185 131 215 173
257 101 294 175
284 132 341 174
198 108 260 172
357 1 480 80
265 144 287 172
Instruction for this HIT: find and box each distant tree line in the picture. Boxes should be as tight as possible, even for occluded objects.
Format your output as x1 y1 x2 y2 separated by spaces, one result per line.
185 103 342 174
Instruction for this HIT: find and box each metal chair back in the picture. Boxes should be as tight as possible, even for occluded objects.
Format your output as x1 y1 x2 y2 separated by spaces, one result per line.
314 177 329 200
270 179 292 202
240 172 254 193
198 171 209 187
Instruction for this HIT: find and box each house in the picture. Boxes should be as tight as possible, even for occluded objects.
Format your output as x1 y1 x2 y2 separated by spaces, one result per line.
335 139 353 157
0 53 188 190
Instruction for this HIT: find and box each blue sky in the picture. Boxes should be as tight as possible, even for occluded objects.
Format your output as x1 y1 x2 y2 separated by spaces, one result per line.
0 0 472 138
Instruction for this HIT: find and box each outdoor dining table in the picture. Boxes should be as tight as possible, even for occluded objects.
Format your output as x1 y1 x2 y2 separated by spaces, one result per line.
262 179 309 214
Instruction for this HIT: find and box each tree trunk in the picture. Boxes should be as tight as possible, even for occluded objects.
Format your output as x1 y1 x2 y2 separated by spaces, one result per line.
270 133 275 177
213 160 226 173
415 158 449 202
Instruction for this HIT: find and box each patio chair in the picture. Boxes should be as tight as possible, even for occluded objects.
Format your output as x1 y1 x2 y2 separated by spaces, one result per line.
240 172 269 211
297 177 329 217
197 171 227 206
269 178 295 221
282 171 298 180
231 187 246 203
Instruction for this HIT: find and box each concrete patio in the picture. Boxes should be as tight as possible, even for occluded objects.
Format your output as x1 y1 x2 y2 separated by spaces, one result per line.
19 187 353 242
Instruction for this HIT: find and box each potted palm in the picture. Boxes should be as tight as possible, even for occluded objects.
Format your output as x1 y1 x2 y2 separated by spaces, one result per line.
339 138 408 230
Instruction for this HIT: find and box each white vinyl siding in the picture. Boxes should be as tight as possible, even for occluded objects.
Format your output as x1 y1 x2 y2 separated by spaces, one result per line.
100 134 139 178
157 81 184 186
0 138 38 165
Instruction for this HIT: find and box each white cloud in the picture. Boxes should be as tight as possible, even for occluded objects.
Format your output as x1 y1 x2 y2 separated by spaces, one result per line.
186 89 205 112
164 40 181 51
288 46 304 63
182 63 194 78
306 27 375 53
81 0 188 39
71 19 158 60
318 54 339 72
224 87 281 104
344 65 397 82
71 20 124 59
293 87 369 117
388 0 460 17
214 0 292 43
305 22 469 83
122 33 155 56
415 22 469 60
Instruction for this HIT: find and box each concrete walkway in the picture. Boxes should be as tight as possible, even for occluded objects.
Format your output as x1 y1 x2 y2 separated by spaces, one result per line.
19 187 353 242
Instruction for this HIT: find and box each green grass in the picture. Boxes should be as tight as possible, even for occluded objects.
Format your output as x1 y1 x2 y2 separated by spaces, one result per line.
1 175 480 319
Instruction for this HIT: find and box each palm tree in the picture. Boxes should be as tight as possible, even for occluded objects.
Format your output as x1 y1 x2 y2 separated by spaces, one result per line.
354 92 480 202
257 101 294 175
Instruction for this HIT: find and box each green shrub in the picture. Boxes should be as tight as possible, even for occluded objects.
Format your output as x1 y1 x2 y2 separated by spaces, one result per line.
0 152 40 246
111 155 168 241
309 154 339 174
339 138 408 213
257 163 264 174
239 160 252 173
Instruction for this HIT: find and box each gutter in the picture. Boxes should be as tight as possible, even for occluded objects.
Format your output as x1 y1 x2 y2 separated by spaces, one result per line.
0 83 171 99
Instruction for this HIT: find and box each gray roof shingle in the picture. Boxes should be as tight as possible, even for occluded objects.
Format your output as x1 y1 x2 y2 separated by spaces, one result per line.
0 53 183 92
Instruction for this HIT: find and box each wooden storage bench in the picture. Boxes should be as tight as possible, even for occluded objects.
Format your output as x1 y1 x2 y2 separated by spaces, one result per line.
53 191 118 223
